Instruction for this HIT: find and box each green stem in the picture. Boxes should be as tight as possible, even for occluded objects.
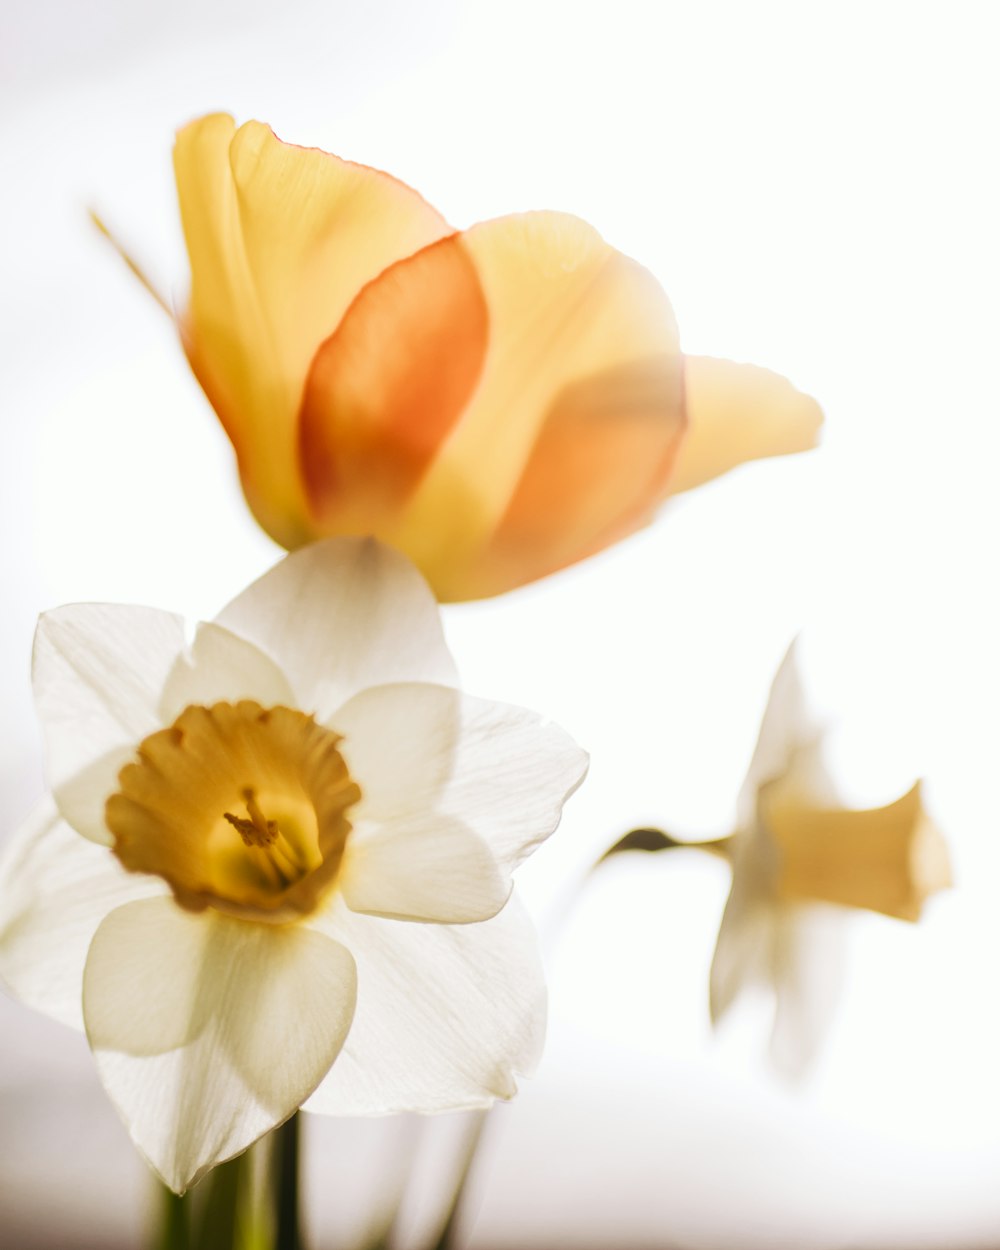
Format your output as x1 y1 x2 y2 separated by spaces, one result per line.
155 1184 191 1250
193 1153 246 1250
274 1113 304 1250
595 827 733 866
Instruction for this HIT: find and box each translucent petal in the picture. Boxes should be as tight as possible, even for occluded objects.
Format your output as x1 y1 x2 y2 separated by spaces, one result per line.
84 897 357 1193
767 904 847 1080
174 114 449 547
214 537 457 720
300 233 489 529
305 893 545 1115
668 356 823 495
158 622 295 723
33 605 186 843
334 681 587 873
0 801 166 1030
341 815 509 924
385 212 684 599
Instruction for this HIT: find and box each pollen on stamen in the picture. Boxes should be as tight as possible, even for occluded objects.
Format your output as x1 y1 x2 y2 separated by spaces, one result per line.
223 788 280 848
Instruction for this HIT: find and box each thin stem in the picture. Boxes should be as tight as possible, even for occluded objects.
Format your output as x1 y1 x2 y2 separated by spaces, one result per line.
431 1111 490 1250
274 1113 304 1250
155 1184 191 1250
193 1153 245 1250
595 827 733 866
89 208 173 318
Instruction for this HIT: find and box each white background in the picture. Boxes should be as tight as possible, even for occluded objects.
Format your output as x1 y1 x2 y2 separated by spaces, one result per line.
2 1 1000 1246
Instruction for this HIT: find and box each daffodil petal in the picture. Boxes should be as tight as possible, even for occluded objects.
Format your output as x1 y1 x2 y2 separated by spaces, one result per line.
330 681 461 819
158 622 296 723
305 893 545 1115
215 537 457 719
341 816 509 924
0 800 166 1030
300 233 489 529
735 639 825 829
430 693 588 871
708 853 772 1027
33 605 187 843
389 212 683 599
667 356 823 496
767 904 846 1080
175 114 450 546
84 896 357 1193
334 681 587 869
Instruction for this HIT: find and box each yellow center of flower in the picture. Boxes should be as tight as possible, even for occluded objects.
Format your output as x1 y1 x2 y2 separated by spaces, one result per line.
760 780 951 922
106 700 361 921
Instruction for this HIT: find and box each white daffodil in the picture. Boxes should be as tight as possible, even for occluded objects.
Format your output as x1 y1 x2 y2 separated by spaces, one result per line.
710 641 950 1078
0 537 587 1193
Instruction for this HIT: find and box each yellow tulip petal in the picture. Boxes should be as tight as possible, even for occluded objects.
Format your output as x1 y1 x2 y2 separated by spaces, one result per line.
174 114 450 545
667 356 823 496
299 234 489 530
386 213 683 599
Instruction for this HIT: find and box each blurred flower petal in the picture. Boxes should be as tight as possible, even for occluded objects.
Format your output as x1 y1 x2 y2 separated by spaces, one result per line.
391 212 683 598
668 356 823 495
175 114 450 545
710 640 951 1074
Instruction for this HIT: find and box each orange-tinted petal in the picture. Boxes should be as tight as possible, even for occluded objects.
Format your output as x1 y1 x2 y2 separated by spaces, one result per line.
174 114 450 545
299 235 489 529
667 356 823 496
471 355 685 596
378 213 683 599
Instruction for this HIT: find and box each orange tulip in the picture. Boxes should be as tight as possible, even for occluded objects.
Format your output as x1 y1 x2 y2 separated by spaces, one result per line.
170 113 822 600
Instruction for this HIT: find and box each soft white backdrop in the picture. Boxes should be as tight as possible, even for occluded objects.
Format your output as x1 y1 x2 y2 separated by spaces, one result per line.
2 2 999 1246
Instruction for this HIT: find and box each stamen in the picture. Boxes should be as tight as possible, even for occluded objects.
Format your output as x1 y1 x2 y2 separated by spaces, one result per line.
223 788 279 847
107 700 360 919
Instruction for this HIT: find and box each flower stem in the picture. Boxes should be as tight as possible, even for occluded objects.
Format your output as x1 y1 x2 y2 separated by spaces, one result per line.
274 1113 304 1250
155 1184 191 1250
193 1153 246 1250
431 1110 490 1250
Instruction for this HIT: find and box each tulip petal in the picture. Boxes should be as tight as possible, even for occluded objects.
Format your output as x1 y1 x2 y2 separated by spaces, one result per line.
667 356 823 496
387 213 684 598
215 537 457 720
342 816 510 924
33 605 187 843
84 896 357 1193
333 681 587 870
305 893 545 1115
158 621 296 723
174 114 450 546
0 800 166 1030
300 233 489 528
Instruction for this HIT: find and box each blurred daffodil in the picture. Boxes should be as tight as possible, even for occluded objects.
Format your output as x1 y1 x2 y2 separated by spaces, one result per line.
0 538 587 1193
710 642 951 1076
138 113 822 600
